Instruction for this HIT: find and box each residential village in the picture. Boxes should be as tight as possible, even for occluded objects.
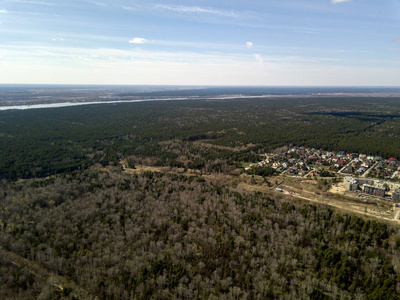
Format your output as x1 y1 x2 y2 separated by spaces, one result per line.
244 146 400 202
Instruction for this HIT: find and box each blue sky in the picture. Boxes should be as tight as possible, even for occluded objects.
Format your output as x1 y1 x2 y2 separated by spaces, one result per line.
0 0 399 85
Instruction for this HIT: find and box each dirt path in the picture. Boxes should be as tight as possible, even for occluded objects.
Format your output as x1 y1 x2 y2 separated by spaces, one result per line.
290 191 397 223
395 208 400 221
1 249 95 299
122 164 400 225
235 179 400 224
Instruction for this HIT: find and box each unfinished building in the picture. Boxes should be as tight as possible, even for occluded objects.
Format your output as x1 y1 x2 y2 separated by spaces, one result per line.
344 176 386 198
362 184 385 197
392 189 400 203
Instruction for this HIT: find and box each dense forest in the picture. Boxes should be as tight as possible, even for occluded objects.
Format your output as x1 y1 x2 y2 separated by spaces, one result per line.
1 167 400 299
2 97 400 180
2 96 400 299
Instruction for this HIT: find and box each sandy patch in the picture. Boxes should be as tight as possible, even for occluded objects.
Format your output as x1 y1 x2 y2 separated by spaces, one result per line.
328 183 346 194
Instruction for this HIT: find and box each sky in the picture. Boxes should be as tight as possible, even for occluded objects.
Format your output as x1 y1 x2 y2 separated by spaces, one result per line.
0 0 400 86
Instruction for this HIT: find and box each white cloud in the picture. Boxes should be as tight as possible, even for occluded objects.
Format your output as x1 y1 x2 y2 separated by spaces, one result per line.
0 9 7 13
129 37 147 44
157 5 238 18
331 0 352 3
246 42 253 49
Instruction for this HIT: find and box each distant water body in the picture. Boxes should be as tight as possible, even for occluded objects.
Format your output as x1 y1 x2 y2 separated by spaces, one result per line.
1 86 400 111
0 98 186 111
0 96 269 111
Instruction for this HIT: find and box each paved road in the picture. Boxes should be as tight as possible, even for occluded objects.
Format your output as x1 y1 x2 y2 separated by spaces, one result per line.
338 158 355 174
362 161 379 177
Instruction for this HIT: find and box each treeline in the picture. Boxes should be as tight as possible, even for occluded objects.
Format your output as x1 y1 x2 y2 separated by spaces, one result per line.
2 97 400 180
0 167 399 299
245 166 276 177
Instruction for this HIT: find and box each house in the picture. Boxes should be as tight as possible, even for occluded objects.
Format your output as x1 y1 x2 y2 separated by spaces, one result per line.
356 168 365 174
272 162 280 169
361 162 372 168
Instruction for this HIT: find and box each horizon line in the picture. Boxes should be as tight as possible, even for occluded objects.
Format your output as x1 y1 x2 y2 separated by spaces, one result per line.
1 84 400 88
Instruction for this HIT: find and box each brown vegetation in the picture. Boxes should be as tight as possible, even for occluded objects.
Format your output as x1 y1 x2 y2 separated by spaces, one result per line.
1 167 400 299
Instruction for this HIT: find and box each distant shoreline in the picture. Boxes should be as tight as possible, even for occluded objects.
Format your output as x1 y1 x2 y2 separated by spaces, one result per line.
0 98 182 111
1 92 400 111
0 95 298 111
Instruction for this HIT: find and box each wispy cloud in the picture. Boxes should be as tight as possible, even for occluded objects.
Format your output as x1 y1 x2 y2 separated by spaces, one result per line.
331 0 352 3
129 37 147 44
254 54 263 64
84 0 107 7
4 0 56 5
246 42 253 49
0 28 127 44
3 44 392 86
157 5 238 18
0 9 7 13
0 44 251 65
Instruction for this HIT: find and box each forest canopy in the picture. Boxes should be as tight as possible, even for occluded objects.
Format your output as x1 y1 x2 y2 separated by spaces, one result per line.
2 97 400 180
1 96 400 299
1 167 400 299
